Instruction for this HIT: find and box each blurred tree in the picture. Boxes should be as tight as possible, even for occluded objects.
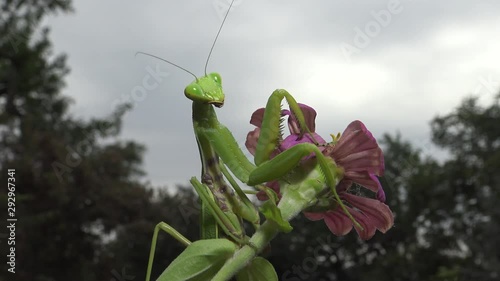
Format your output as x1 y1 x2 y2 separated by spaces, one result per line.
0 1 179 280
431 94 500 280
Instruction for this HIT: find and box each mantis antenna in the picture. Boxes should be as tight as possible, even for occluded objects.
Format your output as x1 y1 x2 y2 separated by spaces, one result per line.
204 0 236 75
137 0 235 79
135 51 198 81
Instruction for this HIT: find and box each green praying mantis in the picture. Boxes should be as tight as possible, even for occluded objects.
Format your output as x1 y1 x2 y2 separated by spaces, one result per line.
141 1 360 280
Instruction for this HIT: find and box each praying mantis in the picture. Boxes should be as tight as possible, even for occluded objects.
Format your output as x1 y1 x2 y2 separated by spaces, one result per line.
142 1 360 280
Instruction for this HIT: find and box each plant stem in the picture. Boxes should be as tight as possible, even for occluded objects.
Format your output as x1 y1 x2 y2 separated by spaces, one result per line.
212 191 308 281
212 220 278 281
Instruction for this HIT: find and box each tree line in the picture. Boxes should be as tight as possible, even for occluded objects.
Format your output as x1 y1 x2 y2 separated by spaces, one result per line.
1 1 498 280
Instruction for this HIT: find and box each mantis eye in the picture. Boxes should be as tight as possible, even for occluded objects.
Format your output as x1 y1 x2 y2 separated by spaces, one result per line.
209 72 222 85
184 83 204 100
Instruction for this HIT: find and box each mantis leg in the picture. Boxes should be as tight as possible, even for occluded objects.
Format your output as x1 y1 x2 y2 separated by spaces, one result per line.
218 161 260 229
145 222 191 281
254 89 319 166
199 184 219 240
190 177 245 243
194 136 219 240
247 143 361 229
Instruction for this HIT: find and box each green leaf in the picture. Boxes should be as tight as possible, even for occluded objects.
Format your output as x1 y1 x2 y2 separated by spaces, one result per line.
156 239 237 281
259 189 293 233
236 257 278 281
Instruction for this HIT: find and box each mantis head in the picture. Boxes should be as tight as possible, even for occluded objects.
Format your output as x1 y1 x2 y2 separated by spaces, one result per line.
184 72 225 108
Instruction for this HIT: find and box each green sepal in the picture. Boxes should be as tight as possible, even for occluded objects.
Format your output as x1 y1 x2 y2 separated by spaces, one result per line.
156 239 237 281
259 188 292 233
236 257 278 281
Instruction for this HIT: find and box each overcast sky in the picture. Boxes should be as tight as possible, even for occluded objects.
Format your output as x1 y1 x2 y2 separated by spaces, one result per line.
45 0 500 188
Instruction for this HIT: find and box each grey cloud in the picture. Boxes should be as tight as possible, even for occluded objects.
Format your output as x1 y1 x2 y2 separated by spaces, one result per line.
45 0 500 187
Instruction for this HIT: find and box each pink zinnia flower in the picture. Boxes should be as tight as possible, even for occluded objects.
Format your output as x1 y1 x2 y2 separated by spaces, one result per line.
246 104 393 240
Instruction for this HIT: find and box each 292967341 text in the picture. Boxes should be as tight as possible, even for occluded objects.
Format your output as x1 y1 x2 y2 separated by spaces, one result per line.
7 168 16 274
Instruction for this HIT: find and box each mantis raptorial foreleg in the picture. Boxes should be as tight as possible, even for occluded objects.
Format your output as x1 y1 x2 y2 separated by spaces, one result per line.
252 89 319 165
245 89 361 228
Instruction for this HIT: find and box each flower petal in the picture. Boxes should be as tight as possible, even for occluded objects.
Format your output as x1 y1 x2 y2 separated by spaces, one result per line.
342 170 382 193
335 121 378 157
350 210 377 240
303 212 325 221
245 128 260 156
286 103 317 134
306 210 354 237
249 108 266 127
305 188 394 240
377 187 386 202
336 179 352 193
331 121 384 176
342 193 394 234
256 181 281 201
280 133 326 151
337 147 384 176
325 211 355 236
324 120 385 193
